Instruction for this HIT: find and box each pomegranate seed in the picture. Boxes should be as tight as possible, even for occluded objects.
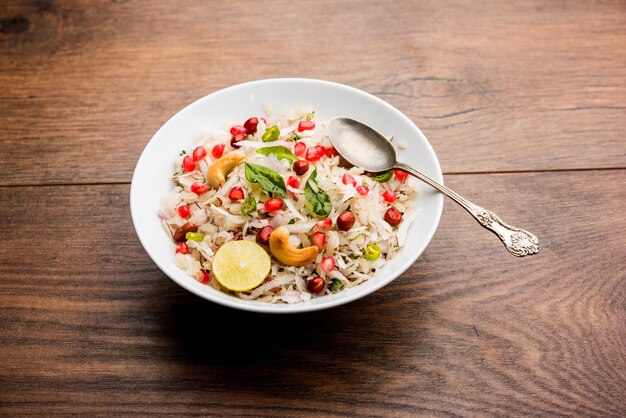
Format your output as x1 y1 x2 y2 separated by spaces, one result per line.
182 155 195 173
190 182 208 195
312 231 326 249
230 133 246 149
287 176 300 188
342 173 356 186
383 190 397 203
384 207 403 227
321 257 335 272
337 211 355 231
293 160 309 175
244 117 259 134
192 146 207 162
228 186 244 201
230 125 247 136
394 170 408 181
308 277 325 294
197 269 210 284
264 198 283 212
298 120 315 132
256 225 273 244
177 205 191 218
315 218 332 229
293 141 306 157
211 143 225 159
325 147 339 158
175 242 189 254
356 186 369 196
305 145 325 162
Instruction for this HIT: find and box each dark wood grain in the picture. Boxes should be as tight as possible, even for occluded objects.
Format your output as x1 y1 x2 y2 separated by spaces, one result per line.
0 171 624 416
0 0 625 185
1 0 625 416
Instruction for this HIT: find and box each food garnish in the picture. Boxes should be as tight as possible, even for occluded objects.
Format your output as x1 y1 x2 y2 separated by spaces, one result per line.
212 241 271 291
161 108 417 303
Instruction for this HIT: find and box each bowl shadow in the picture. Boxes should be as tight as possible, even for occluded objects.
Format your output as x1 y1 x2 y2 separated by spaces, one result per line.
153 274 435 398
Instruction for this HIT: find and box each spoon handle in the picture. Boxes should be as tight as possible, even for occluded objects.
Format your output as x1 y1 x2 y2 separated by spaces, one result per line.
393 162 539 257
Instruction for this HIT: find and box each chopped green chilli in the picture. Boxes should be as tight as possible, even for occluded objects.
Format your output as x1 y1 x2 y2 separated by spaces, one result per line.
262 125 280 142
329 278 343 293
365 244 381 261
185 232 204 242
373 171 393 183
241 197 257 216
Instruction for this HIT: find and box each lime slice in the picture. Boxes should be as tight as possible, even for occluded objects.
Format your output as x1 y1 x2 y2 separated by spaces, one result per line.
212 240 271 291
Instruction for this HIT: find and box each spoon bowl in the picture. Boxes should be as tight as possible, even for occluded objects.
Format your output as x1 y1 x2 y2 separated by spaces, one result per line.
327 117 539 257
328 117 397 172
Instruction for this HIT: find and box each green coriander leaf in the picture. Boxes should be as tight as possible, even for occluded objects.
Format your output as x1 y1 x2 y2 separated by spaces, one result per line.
304 168 331 218
244 163 287 198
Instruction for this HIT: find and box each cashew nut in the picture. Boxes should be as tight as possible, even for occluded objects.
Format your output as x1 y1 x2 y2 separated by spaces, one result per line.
269 226 319 266
207 152 247 188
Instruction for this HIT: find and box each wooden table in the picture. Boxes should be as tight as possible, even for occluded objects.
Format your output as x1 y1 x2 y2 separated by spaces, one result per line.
1 1 624 416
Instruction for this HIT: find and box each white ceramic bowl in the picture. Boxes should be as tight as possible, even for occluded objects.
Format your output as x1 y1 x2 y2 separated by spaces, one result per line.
130 78 443 313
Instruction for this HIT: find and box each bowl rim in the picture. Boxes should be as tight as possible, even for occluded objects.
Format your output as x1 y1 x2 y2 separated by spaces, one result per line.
130 77 443 313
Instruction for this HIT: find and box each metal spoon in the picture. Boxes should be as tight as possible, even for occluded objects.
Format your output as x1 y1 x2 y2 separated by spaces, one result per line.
327 117 539 257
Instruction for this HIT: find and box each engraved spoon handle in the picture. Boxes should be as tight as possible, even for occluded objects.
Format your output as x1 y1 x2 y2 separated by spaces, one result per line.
393 162 539 257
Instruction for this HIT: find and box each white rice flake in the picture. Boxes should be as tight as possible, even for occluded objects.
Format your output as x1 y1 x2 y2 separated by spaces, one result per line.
250 275 295 299
174 253 201 275
285 221 316 234
161 109 419 304
284 198 306 220
280 290 305 304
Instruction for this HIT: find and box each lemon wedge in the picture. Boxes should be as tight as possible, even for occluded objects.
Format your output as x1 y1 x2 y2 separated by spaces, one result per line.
212 240 271 291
